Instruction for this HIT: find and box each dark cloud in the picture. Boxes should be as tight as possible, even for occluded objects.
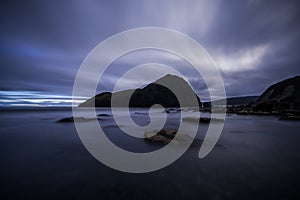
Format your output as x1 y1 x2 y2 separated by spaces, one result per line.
0 0 299 106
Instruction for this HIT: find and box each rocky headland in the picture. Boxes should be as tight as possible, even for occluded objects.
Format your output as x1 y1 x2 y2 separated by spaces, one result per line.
79 74 201 108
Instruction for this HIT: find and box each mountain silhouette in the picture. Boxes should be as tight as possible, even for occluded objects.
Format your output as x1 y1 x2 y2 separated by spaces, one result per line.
79 74 201 108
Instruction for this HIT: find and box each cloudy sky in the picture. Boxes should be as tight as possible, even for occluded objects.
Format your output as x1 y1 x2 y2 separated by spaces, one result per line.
0 0 300 106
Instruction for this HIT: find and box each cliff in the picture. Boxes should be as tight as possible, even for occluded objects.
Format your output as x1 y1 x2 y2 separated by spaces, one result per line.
254 76 300 112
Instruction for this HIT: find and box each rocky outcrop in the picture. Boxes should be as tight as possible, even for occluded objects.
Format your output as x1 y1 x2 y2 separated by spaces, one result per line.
254 76 300 112
201 76 300 117
144 129 225 148
79 74 201 108
144 129 193 144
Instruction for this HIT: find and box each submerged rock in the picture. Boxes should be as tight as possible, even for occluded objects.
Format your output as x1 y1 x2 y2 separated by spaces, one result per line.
133 112 148 115
165 108 181 113
182 117 224 123
279 114 300 121
57 117 97 123
143 129 224 148
97 113 111 117
144 129 193 144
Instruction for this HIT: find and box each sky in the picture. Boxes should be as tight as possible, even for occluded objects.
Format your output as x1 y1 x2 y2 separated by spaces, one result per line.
0 0 300 106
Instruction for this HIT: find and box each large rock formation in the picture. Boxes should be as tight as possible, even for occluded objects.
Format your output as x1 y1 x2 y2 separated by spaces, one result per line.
254 76 300 112
79 74 201 108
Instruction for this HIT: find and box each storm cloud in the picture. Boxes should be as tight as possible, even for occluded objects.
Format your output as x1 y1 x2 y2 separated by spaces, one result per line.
0 0 299 106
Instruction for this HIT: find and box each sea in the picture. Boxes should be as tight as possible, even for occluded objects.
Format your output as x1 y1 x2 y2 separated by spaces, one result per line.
1 107 299 199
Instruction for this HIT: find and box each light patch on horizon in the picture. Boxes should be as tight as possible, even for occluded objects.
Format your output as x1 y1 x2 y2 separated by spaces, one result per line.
0 91 87 107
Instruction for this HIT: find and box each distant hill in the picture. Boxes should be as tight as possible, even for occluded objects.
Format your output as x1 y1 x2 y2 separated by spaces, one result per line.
254 76 300 111
207 96 259 106
79 74 201 108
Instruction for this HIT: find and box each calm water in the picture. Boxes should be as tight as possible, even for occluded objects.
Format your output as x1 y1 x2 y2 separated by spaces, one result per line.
1 108 299 199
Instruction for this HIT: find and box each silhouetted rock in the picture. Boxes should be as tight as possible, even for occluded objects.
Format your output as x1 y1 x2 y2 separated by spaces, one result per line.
200 76 300 117
79 74 201 108
254 76 300 112
81 92 112 107
97 113 111 117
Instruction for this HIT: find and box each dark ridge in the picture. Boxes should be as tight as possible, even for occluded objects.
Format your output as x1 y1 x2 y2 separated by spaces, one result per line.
254 76 300 111
79 74 201 108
